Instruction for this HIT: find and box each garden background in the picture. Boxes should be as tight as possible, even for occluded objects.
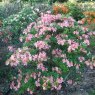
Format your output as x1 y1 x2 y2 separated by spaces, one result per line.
0 0 95 95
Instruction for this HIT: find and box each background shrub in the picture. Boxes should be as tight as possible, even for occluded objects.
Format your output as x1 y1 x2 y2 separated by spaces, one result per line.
53 3 69 14
1 6 38 44
0 2 22 20
66 2 85 21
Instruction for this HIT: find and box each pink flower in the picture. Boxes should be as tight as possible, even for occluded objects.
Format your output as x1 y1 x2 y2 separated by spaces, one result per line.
84 39 90 45
57 39 65 45
82 34 89 39
38 51 47 61
63 20 69 27
34 41 50 50
45 35 51 40
73 31 79 35
68 42 79 52
37 63 47 71
30 73 36 79
78 57 85 62
56 85 62 90
55 14 62 20
21 56 28 65
85 61 90 66
32 55 38 61
25 34 33 42
35 80 40 87
56 77 63 84
41 14 55 24
68 39 73 45
8 46 15 52
29 90 33 95
66 60 73 67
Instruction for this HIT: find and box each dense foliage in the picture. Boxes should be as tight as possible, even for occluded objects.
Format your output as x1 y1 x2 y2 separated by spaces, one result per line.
0 2 22 20
0 6 38 44
6 13 94 94
66 2 85 21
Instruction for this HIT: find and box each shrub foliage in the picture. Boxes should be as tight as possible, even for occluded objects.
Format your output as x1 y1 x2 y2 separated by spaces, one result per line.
6 12 94 94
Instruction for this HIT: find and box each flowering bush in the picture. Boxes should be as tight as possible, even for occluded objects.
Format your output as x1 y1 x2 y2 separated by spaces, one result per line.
6 13 93 94
53 3 69 14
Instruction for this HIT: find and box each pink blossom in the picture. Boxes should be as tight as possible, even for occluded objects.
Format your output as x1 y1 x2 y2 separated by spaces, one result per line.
35 80 40 87
78 57 85 62
32 54 38 61
82 34 89 39
8 46 15 52
56 77 63 84
25 34 33 42
56 85 62 90
68 42 79 52
68 39 73 45
34 41 50 50
57 39 66 45
52 67 62 74
85 61 90 66
29 90 33 95
66 60 73 67
30 73 36 79
84 39 90 45
55 14 62 20
41 14 55 24
37 63 47 71
73 31 79 35
38 51 47 61
45 35 51 40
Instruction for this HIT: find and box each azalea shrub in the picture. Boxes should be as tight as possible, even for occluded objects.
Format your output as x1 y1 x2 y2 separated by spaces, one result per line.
6 13 94 94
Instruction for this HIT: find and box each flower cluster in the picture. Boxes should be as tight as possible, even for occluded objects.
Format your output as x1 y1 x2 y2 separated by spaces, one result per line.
6 13 93 94
6 47 32 66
